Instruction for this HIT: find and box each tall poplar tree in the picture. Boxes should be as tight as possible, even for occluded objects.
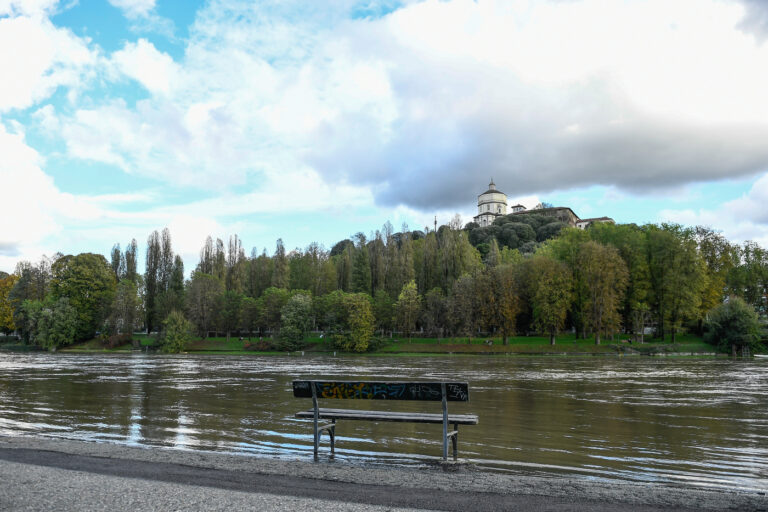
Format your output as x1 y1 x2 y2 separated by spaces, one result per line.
145 230 161 333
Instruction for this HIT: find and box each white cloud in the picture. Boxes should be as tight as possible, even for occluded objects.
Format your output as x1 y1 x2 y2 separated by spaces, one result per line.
108 0 155 19
660 172 768 247
112 39 180 94
0 11 97 112
0 0 59 17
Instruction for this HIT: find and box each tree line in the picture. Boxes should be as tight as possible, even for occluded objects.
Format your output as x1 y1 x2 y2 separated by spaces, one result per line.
1 214 766 354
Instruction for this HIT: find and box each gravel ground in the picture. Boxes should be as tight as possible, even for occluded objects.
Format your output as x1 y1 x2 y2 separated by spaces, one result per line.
0 435 765 511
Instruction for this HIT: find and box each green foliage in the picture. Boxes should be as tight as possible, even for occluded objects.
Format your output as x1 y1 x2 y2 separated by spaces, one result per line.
0 274 18 333
351 236 372 294
50 253 117 341
240 296 260 334
395 280 421 341
186 272 223 337
279 294 313 351
259 287 290 334
528 255 573 344
372 289 394 334
21 297 78 350
108 279 140 335
159 310 194 353
422 287 446 337
704 297 762 355
215 290 244 340
333 293 374 352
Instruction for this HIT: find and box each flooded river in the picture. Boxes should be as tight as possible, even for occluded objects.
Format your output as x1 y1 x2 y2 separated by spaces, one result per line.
0 353 766 491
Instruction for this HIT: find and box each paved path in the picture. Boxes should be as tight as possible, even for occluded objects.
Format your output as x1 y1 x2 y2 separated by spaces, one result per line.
0 436 765 511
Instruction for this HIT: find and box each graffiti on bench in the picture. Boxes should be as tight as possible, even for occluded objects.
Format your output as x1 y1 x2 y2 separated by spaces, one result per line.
293 381 470 401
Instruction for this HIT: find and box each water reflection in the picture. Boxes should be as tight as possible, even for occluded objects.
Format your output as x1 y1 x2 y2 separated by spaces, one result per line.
0 353 766 491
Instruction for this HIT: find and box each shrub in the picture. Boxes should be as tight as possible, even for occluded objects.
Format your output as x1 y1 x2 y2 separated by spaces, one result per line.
244 338 275 351
704 297 761 356
278 325 306 351
101 333 132 349
159 310 194 353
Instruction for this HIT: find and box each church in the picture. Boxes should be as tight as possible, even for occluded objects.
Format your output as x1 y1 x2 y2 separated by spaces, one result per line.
473 180 614 229
473 180 509 227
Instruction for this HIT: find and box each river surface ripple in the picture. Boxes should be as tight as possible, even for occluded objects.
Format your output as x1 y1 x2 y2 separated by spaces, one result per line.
0 353 766 492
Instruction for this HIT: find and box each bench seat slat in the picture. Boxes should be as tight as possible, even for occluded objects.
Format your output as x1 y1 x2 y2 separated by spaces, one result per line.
295 407 478 425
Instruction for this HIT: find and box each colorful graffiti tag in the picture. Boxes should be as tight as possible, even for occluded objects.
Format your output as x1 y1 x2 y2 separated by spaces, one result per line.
293 381 470 401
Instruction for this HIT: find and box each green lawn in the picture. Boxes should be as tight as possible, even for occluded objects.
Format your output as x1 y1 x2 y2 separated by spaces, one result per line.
55 331 717 356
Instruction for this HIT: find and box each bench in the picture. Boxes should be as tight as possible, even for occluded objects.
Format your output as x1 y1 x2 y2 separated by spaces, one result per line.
293 380 478 461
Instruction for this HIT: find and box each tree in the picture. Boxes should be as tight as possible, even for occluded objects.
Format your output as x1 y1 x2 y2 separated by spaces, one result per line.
704 297 762 356
448 275 477 343
186 272 223 337
259 287 290 336
240 296 261 336
50 253 117 341
108 279 140 335
21 297 78 350
271 239 290 288
247 248 273 298
279 293 313 351
494 264 521 345
215 291 244 342
110 243 124 280
422 287 447 339
145 230 161 333
333 293 374 352
124 239 138 283
159 310 194 353
529 256 572 345
372 289 394 336
226 234 246 293
351 233 372 294
0 274 19 333
395 280 421 341
647 225 706 342
577 241 629 344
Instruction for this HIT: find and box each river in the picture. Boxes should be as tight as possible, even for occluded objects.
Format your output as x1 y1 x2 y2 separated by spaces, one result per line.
0 353 766 492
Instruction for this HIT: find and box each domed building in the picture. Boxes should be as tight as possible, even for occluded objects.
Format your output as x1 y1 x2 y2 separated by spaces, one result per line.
473 180 508 227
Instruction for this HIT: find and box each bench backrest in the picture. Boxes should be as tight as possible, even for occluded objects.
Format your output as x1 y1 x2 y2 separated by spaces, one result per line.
293 381 469 402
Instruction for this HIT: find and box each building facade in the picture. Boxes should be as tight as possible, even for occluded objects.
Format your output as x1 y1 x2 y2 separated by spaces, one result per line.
473 180 508 227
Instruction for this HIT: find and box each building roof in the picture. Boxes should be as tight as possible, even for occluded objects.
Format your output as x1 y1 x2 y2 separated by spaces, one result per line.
511 206 578 218
479 189 506 197
578 217 614 223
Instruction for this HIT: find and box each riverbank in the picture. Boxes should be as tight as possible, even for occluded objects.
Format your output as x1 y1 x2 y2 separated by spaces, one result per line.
0 435 764 511
41 332 727 357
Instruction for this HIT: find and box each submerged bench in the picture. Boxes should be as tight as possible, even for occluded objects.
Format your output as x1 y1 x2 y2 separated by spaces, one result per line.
293 380 478 461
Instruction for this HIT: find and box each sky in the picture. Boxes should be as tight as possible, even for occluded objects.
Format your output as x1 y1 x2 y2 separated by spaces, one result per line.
3 0 768 274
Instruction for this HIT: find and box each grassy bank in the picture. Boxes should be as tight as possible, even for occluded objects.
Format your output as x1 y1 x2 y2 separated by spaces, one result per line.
46 332 721 356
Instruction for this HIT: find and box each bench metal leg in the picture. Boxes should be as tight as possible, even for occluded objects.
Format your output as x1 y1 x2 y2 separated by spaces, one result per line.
452 423 458 460
312 386 319 461
441 383 448 461
329 419 336 457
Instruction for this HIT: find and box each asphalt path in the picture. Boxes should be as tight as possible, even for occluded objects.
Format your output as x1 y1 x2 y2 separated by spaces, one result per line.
0 437 765 511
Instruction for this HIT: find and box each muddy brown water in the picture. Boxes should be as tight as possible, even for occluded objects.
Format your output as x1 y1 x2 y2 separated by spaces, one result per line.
0 353 766 492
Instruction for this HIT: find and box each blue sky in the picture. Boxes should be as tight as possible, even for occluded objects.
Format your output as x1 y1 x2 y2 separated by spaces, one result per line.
3 0 768 274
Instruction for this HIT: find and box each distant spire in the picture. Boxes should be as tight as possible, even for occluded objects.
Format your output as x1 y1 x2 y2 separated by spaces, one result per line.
489 178 496 191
